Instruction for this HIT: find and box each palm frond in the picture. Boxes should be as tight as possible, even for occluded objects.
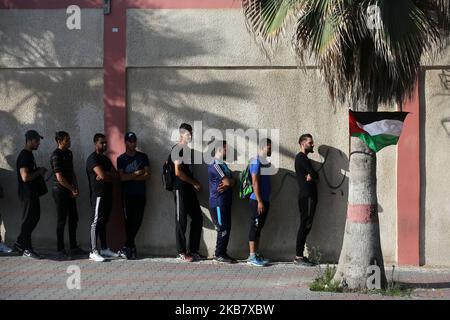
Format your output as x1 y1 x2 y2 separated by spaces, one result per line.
366 0 442 102
242 0 450 107
430 0 450 30
242 0 302 50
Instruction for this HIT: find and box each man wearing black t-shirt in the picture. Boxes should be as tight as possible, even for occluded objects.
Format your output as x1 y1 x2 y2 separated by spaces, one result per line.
86 133 119 262
171 123 203 262
14 130 48 259
294 133 319 267
117 132 150 259
50 131 87 260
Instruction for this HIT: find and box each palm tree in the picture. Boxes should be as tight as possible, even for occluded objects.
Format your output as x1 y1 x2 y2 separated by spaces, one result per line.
242 0 449 289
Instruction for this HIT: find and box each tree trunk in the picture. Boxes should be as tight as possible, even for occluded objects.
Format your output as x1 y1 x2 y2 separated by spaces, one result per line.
333 101 388 290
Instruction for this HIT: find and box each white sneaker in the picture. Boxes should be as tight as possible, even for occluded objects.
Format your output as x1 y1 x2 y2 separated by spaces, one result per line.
0 242 12 253
89 251 105 262
100 248 119 258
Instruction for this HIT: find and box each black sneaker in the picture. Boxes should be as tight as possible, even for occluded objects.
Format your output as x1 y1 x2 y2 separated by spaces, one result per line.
190 252 207 261
214 254 237 264
56 250 68 261
223 253 238 263
117 247 129 259
23 249 41 259
129 247 137 260
13 242 24 254
69 247 89 257
293 256 315 267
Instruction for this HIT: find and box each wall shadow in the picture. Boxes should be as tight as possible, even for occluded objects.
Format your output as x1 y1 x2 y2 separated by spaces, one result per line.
0 10 103 252
307 145 349 263
1 8 354 264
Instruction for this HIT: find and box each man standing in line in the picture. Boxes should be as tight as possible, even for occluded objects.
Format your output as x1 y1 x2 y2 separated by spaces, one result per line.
86 133 119 262
247 139 272 267
14 130 48 259
208 140 237 264
50 131 87 260
172 123 204 262
294 133 318 267
117 132 150 260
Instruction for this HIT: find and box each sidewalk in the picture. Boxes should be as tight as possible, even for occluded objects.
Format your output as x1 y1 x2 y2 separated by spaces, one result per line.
1 253 450 300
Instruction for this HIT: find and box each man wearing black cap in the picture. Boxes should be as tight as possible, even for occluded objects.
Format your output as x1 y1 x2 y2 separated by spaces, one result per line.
117 132 150 259
14 130 48 259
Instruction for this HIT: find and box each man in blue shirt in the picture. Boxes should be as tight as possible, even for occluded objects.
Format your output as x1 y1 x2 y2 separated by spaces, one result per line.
208 140 237 264
247 138 272 267
117 132 150 259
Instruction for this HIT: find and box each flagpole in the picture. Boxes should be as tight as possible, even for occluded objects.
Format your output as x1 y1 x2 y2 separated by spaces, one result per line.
348 108 352 157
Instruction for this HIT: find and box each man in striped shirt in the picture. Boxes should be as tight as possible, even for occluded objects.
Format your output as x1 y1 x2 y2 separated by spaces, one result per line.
208 140 237 264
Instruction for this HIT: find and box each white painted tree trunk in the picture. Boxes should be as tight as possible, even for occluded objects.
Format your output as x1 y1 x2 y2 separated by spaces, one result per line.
333 103 388 290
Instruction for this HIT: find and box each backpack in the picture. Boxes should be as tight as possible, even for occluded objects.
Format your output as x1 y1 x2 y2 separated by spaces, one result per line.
239 161 253 199
162 152 175 191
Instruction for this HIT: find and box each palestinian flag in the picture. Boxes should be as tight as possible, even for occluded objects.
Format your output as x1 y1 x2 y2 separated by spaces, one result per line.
349 110 409 152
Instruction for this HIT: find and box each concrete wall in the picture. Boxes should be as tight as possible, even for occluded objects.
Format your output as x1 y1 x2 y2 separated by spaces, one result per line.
0 9 104 250
5 7 448 264
127 9 299 67
377 104 398 264
423 69 450 266
126 9 398 263
0 9 103 68
0 69 103 250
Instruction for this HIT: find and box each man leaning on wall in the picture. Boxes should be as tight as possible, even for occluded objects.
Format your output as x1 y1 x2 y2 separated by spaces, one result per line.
172 123 204 262
117 132 151 260
50 131 87 260
86 133 120 262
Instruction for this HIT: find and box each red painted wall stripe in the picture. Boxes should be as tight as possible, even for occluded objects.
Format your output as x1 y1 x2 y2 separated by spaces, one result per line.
397 80 420 266
104 0 127 250
0 0 241 9
104 1 126 163
0 0 102 9
126 0 241 9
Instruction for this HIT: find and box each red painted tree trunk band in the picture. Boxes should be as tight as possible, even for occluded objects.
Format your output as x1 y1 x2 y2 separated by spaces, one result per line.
347 204 379 224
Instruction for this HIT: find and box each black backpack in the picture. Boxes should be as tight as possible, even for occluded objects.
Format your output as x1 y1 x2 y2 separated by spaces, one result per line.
162 151 175 191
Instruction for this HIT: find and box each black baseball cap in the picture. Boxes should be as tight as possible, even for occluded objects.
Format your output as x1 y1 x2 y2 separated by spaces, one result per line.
25 130 43 141
125 132 137 142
